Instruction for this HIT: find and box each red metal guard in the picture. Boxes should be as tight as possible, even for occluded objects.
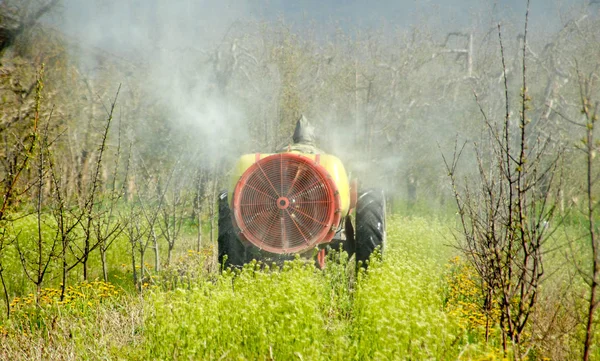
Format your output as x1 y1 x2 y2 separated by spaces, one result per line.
232 153 341 254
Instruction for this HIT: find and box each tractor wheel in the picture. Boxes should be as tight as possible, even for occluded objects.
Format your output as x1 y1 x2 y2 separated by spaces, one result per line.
217 191 245 269
355 189 386 267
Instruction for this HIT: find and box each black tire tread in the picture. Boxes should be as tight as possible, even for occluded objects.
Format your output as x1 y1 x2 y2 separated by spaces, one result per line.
217 191 245 269
355 189 386 266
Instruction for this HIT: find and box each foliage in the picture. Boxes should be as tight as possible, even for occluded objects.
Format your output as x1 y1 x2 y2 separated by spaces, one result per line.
146 260 332 359
1 2 600 360
0 216 597 359
9 280 121 310
142 216 497 360
350 217 459 360
444 256 501 343
443 7 565 357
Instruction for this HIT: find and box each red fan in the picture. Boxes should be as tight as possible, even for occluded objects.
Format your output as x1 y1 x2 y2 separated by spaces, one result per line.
232 153 341 254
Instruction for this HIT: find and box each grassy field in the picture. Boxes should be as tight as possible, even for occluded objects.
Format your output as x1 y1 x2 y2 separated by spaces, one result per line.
0 215 592 360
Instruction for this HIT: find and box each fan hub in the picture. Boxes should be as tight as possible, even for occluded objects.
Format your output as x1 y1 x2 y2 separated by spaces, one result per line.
276 197 290 209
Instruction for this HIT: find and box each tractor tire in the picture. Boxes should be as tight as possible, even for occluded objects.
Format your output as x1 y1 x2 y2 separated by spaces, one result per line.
217 191 245 269
355 188 386 267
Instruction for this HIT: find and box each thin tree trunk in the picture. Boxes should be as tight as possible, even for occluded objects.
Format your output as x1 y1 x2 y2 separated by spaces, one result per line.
82 252 89 281
101 244 108 282
167 245 173 267
584 279 597 361
196 173 203 252
209 165 219 244
36 138 44 303
60 246 67 301
131 241 137 289
583 105 598 361
139 246 145 291
153 229 160 272
209 201 215 244
197 215 202 252
0 263 10 318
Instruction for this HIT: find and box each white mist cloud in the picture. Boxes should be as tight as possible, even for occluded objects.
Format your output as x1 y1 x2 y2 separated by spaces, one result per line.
50 0 582 189
56 0 253 160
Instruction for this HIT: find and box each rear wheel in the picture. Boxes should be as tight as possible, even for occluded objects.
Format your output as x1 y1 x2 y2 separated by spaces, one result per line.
355 189 386 267
218 191 245 269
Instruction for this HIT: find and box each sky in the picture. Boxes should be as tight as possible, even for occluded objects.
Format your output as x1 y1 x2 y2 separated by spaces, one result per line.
57 0 586 42
261 0 565 25
50 0 591 67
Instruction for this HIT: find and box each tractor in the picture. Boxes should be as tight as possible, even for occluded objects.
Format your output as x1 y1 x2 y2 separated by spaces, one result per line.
218 116 386 269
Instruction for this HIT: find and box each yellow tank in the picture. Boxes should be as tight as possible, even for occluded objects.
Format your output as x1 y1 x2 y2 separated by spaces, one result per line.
228 151 351 217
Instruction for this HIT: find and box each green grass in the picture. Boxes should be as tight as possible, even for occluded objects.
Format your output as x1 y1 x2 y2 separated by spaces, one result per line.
141 216 479 360
351 217 458 360
3 215 591 360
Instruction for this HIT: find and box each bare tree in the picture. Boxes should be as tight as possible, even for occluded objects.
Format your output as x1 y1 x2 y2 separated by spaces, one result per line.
157 163 188 267
570 68 600 361
94 116 127 281
122 199 146 290
192 166 208 252
0 64 45 314
0 229 10 317
16 109 59 301
74 85 121 280
443 4 562 358
48 152 83 302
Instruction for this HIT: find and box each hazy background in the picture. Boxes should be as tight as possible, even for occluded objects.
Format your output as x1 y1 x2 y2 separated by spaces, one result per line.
59 0 580 35
36 0 594 209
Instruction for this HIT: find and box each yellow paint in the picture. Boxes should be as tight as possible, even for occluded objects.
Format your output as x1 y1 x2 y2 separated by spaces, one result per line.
228 151 350 216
